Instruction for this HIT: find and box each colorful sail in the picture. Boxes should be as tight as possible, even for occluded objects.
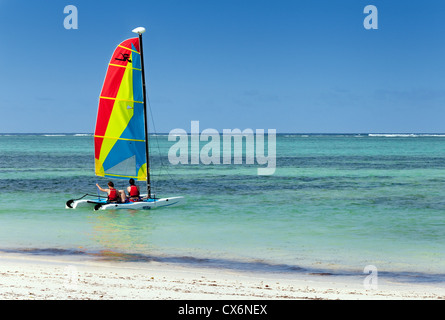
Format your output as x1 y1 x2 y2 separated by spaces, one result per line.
94 37 147 181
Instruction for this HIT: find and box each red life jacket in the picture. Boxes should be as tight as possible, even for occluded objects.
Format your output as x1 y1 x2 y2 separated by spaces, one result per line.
108 188 118 201
129 185 140 197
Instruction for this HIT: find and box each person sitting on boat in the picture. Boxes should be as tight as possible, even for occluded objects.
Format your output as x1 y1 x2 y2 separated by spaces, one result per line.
96 181 126 203
127 178 141 202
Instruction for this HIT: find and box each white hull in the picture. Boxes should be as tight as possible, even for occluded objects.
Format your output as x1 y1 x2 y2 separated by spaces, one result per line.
66 196 185 211
98 196 184 210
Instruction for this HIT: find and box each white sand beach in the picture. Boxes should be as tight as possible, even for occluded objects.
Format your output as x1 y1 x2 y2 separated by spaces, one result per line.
0 252 444 300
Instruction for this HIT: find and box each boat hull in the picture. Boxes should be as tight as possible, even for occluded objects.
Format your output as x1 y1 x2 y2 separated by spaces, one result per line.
97 196 184 210
67 196 184 210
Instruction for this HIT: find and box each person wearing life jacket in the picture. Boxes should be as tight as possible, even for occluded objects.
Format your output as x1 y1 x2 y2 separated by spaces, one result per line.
96 181 126 203
126 178 141 202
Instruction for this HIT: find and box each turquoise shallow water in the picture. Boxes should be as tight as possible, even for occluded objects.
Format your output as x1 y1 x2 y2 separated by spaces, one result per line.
0 133 444 282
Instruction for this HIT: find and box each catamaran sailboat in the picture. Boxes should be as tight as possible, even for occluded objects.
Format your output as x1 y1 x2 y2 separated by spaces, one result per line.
66 27 184 210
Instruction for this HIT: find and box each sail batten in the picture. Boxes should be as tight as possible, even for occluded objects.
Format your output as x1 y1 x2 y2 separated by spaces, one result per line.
94 37 147 181
99 96 143 104
94 135 145 142
118 45 140 53
108 63 142 71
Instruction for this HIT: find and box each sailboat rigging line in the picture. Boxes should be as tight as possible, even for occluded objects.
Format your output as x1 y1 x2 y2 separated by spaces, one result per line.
146 95 180 190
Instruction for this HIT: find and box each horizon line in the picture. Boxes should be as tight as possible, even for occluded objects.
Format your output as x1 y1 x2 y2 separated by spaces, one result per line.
2 132 445 136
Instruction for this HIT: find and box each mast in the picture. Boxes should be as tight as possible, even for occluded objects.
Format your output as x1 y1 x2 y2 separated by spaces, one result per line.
133 27 151 198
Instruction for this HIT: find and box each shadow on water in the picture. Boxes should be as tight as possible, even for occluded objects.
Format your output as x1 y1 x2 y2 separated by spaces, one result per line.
1 247 444 284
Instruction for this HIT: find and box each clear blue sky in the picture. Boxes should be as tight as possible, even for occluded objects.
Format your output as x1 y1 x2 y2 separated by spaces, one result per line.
1 0 444 133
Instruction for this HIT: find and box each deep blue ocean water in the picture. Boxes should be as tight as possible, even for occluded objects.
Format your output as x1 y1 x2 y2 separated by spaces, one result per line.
0 133 444 283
